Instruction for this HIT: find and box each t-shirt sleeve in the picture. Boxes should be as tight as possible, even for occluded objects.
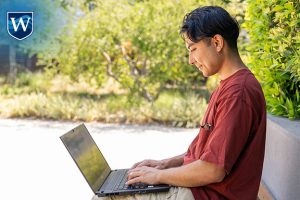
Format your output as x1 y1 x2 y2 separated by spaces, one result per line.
200 96 253 174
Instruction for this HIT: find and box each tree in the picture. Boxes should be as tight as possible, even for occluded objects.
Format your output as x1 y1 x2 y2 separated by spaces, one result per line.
42 0 246 102
52 0 210 102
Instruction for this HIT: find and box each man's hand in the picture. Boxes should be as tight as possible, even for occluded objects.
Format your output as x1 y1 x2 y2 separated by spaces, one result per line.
131 159 166 170
126 166 161 185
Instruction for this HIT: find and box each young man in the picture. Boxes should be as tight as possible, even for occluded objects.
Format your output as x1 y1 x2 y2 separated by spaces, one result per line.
95 6 266 200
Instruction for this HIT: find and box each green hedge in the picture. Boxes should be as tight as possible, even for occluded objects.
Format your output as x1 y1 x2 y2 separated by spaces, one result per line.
244 0 300 119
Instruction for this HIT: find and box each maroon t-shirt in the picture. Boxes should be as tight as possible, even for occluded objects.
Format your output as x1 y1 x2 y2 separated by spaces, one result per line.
184 68 266 200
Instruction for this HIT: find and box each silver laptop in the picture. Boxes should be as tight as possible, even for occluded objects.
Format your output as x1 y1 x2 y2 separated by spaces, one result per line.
60 124 170 197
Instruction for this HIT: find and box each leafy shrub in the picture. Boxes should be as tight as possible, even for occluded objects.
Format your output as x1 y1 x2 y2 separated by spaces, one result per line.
244 0 300 119
51 0 205 102
0 89 208 128
49 0 246 102
150 91 207 128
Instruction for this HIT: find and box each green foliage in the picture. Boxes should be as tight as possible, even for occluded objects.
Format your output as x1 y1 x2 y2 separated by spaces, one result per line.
0 88 208 128
37 0 247 102
0 72 209 127
0 73 52 96
150 91 208 128
49 0 214 102
244 0 300 119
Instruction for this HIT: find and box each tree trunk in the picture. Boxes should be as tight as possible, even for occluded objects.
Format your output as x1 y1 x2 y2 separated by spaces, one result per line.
8 45 17 84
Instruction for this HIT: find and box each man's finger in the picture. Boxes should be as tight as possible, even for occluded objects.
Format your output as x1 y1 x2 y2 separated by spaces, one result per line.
126 176 141 185
127 170 142 180
128 167 140 175
136 162 147 168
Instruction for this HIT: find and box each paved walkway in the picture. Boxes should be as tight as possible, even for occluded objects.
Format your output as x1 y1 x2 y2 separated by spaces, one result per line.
0 118 198 200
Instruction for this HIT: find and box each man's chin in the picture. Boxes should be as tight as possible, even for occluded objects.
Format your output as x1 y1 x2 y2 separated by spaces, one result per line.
200 70 209 77
202 73 209 77
203 71 217 77
197 67 210 77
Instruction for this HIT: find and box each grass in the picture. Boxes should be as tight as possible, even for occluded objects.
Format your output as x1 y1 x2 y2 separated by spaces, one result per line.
0 72 209 128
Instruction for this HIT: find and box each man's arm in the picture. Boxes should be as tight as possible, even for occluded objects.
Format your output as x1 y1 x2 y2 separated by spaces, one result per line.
161 153 186 169
127 159 226 187
159 159 226 187
131 153 186 169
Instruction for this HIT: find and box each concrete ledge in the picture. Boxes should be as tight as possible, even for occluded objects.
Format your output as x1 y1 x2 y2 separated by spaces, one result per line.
261 114 300 200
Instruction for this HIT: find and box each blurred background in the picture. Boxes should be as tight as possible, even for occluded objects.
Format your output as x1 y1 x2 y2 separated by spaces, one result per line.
0 1 299 200
0 0 299 127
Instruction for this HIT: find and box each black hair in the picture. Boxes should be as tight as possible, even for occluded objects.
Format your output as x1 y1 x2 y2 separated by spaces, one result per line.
180 6 240 50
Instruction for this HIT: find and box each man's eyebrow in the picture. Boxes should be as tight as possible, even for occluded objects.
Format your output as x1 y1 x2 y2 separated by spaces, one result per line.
187 43 195 50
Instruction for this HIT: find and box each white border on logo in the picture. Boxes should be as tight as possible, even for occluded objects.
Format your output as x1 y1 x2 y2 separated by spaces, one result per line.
7 11 34 41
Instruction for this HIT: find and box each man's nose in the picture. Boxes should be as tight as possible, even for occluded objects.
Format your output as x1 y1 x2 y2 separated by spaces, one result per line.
189 54 195 65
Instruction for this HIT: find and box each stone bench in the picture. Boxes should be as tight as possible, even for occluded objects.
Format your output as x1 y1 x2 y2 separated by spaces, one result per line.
258 114 300 200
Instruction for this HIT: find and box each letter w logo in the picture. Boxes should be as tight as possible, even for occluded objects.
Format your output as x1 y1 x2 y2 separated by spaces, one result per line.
11 17 31 32
7 12 34 40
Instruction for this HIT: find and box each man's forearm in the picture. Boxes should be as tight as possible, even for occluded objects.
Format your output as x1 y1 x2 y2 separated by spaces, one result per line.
158 159 226 187
161 153 186 169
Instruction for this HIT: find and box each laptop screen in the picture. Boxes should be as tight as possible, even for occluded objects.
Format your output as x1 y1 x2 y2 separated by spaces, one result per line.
60 124 111 193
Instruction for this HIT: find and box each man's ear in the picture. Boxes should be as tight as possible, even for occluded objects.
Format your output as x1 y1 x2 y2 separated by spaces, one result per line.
212 34 224 52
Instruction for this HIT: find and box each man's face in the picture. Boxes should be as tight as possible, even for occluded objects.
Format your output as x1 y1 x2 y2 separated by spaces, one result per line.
184 34 222 77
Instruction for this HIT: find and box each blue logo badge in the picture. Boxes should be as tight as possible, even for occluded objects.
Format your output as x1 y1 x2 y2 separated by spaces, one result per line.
7 12 33 40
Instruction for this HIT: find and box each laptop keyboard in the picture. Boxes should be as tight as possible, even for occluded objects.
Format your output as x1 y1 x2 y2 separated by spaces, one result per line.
112 170 149 191
114 171 129 190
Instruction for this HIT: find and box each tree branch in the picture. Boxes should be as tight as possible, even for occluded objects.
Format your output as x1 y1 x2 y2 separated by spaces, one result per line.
102 51 120 83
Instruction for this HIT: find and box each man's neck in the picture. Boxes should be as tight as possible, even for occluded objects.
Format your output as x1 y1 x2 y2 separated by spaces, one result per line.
217 51 246 80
